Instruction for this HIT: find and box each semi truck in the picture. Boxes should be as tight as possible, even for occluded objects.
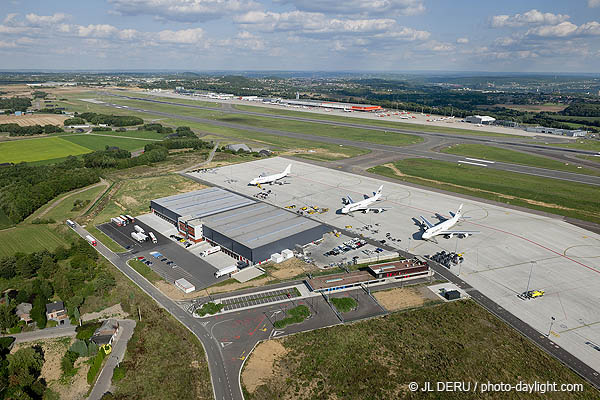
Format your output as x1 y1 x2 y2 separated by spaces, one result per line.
66 220 76 228
119 215 129 225
126 215 135 223
85 235 97 246
111 217 124 226
201 245 221 257
134 225 145 234
214 264 238 278
148 232 157 244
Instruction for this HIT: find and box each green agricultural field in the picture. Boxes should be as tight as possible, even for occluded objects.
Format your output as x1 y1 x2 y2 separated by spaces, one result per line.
0 225 68 257
242 300 595 400
441 143 600 176
62 134 158 151
0 137 91 163
369 158 600 223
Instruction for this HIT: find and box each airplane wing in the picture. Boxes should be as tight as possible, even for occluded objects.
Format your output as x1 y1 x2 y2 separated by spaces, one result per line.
420 216 434 228
438 230 480 235
346 195 354 204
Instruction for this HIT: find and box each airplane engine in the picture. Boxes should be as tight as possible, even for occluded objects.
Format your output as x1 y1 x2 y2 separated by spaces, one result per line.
444 234 454 239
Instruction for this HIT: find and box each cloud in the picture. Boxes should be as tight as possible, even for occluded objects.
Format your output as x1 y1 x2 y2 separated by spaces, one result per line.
25 13 69 26
77 24 120 38
589 0 600 7
419 40 453 52
526 20 600 38
456 37 469 44
156 27 204 43
235 10 397 35
491 9 569 28
109 0 259 22
275 0 425 17
0 40 17 48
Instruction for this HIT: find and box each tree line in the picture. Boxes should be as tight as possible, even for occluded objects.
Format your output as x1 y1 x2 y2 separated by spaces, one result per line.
0 123 63 137
0 97 31 113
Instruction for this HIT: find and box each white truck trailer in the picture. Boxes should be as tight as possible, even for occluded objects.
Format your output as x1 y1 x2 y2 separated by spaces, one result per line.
85 235 97 246
134 225 145 234
148 232 157 244
201 245 221 257
214 264 238 278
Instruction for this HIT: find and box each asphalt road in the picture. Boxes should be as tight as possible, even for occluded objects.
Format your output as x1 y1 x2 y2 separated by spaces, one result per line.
99 94 600 186
89 319 136 400
2 325 76 344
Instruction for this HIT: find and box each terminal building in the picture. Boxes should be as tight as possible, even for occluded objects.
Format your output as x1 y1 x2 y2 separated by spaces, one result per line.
151 188 329 265
465 115 496 124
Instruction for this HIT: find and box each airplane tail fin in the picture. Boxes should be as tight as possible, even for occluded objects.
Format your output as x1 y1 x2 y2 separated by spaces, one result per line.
375 185 383 195
457 204 463 216
283 164 292 175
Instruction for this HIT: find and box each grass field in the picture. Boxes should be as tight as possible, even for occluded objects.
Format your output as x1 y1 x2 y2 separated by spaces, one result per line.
160 118 370 161
123 92 220 108
541 139 600 152
441 144 600 176
0 137 91 163
330 297 358 313
242 300 595 400
369 158 600 224
232 103 526 138
42 184 107 222
0 225 68 257
88 174 205 227
578 155 600 163
62 134 157 151
96 96 423 147
93 129 167 140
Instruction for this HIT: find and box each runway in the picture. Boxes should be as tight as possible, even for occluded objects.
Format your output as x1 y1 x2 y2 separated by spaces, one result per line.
95 94 600 187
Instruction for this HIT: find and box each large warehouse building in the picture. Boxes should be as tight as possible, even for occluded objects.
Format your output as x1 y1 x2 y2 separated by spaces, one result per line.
151 188 329 265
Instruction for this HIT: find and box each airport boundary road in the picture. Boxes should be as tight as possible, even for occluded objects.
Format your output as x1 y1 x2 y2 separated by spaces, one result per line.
71 223 239 400
101 95 600 187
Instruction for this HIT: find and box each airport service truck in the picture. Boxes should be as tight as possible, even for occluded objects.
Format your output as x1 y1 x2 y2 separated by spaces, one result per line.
149 232 157 244
134 225 145 234
85 235 97 246
66 220 76 228
214 264 238 278
201 245 221 257
131 232 147 243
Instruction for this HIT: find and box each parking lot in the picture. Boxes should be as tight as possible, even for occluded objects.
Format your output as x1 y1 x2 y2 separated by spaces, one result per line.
187 156 600 373
219 287 301 311
307 232 397 268
98 218 222 291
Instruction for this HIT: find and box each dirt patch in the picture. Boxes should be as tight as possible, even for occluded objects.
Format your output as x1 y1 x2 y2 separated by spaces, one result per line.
374 287 427 311
82 303 128 322
383 163 591 216
269 258 316 280
51 356 90 400
0 114 67 126
156 280 203 300
120 195 139 207
206 277 271 295
242 340 288 394
11 337 71 382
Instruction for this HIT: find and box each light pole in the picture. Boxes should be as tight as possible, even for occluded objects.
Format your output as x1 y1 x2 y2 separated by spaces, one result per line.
547 316 556 337
525 260 536 294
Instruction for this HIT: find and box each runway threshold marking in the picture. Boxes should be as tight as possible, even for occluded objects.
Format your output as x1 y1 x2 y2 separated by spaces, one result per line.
458 160 488 167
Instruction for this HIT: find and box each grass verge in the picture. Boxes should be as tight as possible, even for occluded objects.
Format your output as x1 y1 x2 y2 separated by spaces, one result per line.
0 224 68 257
195 302 224 317
369 159 600 224
441 143 600 176
330 297 358 313
273 305 310 329
129 259 163 283
243 300 596 400
86 225 125 253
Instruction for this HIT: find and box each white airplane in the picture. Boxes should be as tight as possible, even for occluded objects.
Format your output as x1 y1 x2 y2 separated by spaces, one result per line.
341 185 390 214
420 204 479 240
249 164 291 186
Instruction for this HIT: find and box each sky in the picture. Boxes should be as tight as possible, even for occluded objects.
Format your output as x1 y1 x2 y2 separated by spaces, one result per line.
0 0 599 72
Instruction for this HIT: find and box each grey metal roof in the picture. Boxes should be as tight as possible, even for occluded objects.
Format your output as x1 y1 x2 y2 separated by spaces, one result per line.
152 187 255 220
203 203 323 249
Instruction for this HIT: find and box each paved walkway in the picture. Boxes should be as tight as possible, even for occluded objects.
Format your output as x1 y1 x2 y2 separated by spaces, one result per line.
88 319 136 400
2 325 76 344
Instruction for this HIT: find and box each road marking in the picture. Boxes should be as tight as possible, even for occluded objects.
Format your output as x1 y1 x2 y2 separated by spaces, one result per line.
220 341 233 348
465 157 495 164
458 160 488 167
248 315 266 336
271 330 285 337
199 321 209 327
